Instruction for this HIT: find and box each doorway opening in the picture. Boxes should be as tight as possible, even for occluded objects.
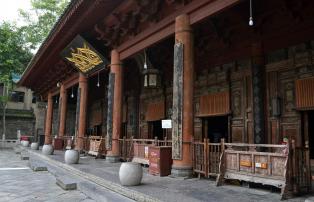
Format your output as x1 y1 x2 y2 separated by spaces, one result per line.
202 116 228 143
148 120 163 140
307 111 314 160
122 122 128 138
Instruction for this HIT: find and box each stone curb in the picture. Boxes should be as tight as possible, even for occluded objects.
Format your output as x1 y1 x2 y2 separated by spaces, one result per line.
25 147 161 202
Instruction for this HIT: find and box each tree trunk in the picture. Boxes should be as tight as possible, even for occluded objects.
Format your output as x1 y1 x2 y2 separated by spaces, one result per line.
2 105 6 140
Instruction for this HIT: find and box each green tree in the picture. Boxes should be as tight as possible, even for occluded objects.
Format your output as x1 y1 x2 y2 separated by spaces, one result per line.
19 0 70 50
0 22 32 140
0 22 32 81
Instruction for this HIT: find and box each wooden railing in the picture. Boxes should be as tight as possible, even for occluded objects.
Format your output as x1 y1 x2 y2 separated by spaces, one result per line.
119 136 134 161
216 140 290 199
118 137 172 162
55 136 73 150
192 138 223 177
87 136 105 156
291 140 311 194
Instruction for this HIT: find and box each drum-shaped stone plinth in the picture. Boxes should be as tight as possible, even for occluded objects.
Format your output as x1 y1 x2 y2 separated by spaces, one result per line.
42 144 54 155
31 142 39 150
64 150 79 164
21 140 29 147
119 162 143 186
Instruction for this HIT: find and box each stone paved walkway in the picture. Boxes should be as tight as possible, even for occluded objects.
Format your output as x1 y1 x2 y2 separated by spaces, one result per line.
0 148 133 202
27 147 314 202
0 149 93 202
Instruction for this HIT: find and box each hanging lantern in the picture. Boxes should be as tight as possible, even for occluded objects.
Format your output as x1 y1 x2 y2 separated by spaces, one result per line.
142 68 160 88
142 49 161 88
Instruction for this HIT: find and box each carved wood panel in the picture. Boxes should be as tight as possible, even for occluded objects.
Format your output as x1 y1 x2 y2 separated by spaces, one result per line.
231 126 244 143
89 100 103 127
231 79 244 143
145 101 165 121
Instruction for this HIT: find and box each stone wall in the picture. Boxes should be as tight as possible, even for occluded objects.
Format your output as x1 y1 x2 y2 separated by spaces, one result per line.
0 109 35 139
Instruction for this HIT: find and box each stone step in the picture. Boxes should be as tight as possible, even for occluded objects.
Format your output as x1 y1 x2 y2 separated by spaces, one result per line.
78 180 133 202
29 161 48 171
21 152 30 160
14 147 22 154
56 175 77 190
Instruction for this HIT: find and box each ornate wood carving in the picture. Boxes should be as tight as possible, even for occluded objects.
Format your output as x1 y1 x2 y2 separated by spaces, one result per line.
172 42 183 160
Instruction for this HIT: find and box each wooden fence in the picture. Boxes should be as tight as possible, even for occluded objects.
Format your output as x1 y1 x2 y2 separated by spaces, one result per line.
192 138 311 198
291 140 311 194
216 140 290 199
192 138 223 177
118 137 172 163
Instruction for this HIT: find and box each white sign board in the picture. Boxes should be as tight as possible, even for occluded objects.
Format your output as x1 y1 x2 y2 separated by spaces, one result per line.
162 119 172 129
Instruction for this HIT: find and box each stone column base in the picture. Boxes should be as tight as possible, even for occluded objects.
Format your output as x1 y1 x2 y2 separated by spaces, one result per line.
106 155 120 163
171 165 193 178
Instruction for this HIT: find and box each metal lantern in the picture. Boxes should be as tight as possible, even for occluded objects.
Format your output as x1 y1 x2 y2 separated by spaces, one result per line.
142 68 160 88
142 49 161 88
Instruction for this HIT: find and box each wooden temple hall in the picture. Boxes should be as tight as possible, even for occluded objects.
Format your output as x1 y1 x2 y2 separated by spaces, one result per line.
19 0 314 198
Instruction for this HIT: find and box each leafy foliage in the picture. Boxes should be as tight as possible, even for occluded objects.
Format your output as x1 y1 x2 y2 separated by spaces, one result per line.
18 0 70 50
0 22 33 83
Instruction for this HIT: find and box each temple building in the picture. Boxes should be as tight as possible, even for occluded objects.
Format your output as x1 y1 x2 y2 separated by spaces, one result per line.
19 0 314 197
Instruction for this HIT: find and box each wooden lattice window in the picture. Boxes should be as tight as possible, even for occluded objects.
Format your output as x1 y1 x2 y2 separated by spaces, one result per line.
198 91 230 117
295 77 314 110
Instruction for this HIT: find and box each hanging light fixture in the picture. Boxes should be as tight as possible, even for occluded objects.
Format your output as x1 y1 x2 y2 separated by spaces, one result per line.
97 71 100 87
249 0 254 26
142 49 160 88
55 96 58 104
71 86 74 98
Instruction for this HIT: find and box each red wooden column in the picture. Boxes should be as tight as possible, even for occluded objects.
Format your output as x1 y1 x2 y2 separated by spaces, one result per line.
106 49 123 163
44 92 53 145
75 73 88 151
58 84 67 137
171 14 194 177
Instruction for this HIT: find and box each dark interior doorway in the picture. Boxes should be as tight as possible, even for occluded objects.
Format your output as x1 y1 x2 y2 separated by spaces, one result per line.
202 116 228 143
148 120 163 140
307 111 314 159
122 122 128 138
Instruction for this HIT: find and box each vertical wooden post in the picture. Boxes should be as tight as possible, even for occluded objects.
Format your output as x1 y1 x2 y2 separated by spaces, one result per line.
106 49 123 163
171 13 194 177
204 138 209 178
305 140 311 192
291 139 297 193
44 92 53 145
75 73 88 151
122 136 126 160
58 84 67 137
216 138 225 186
